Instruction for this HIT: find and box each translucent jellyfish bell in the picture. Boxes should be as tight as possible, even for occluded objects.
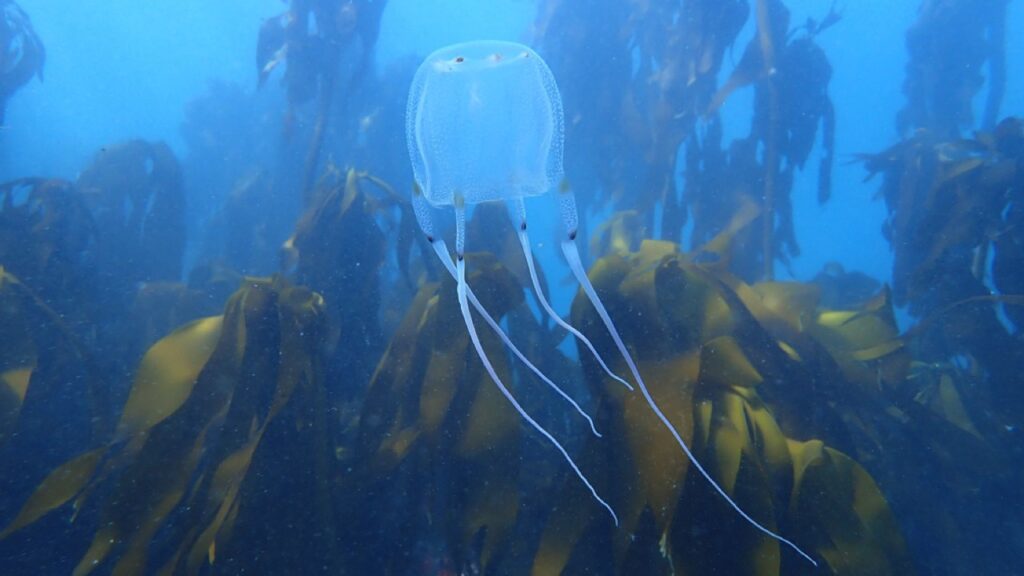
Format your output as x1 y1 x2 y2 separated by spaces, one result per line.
407 41 562 207
406 40 816 566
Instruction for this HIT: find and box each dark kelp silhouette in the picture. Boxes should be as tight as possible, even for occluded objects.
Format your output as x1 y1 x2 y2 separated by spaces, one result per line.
0 178 97 320
257 0 388 196
535 0 835 281
900 0 1009 135
0 266 106 451
860 117 1024 576
283 165 409 398
703 0 836 280
0 0 44 123
534 0 749 256
76 140 186 287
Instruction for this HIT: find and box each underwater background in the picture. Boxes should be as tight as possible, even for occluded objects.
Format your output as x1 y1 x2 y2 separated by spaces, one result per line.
1 0 1023 574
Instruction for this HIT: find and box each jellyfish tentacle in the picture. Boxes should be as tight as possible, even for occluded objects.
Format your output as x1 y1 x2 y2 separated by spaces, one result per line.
413 192 600 436
558 192 817 566
432 239 601 438
453 205 618 526
512 199 634 392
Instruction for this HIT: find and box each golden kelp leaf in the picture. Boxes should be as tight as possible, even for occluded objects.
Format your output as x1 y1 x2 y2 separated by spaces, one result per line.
591 210 644 258
531 474 601 576
358 283 438 469
456 351 519 458
419 345 463 435
355 254 525 573
340 168 361 214
914 374 982 438
816 310 856 327
73 524 120 576
116 315 223 439
0 364 33 442
694 383 792 499
1 447 106 539
673 373 793 575
751 282 821 332
186 442 259 574
0 366 32 403
936 157 985 186
778 340 802 362
699 336 764 389
107 420 216 576
851 340 904 362
618 354 700 529
690 197 761 272
655 257 736 349
810 288 909 389
787 439 914 575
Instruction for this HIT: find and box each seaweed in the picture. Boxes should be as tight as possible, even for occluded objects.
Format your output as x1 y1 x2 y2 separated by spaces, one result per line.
528 240 913 575
352 253 530 574
534 0 749 256
0 0 44 123
858 112 1023 574
76 140 186 288
4 1 1022 573
534 0 836 281
284 165 404 398
1 277 336 575
899 0 1009 135
0 178 97 322
0 266 107 450
700 0 836 279
257 0 389 196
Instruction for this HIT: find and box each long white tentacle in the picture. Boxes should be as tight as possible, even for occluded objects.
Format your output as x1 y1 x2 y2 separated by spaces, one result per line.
431 239 600 437
561 238 816 566
514 199 633 391
451 204 618 524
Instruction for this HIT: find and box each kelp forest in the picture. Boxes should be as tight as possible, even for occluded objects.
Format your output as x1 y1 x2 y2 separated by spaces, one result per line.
0 0 1021 575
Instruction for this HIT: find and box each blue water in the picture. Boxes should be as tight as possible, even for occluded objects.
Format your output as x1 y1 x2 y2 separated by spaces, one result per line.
1 1 1022 574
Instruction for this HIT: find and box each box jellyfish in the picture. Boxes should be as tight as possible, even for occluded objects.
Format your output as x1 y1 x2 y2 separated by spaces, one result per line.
405 40 815 566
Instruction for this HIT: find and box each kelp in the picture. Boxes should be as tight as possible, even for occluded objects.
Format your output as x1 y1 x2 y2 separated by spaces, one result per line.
534 0 749 252
899 0 1009 135
0 277 337 575
862 120 1022 312
528 240 913 575
699 0 836 279
76 140 186 287
257 0 389 196
0 177 97 322
534 0 835 280
0 266 106 449
202 170 287 275
0 266 111 573
860 119 1024 429
0 0 44 123
284 165 407 397
352 252 533 575
861 6 1023 566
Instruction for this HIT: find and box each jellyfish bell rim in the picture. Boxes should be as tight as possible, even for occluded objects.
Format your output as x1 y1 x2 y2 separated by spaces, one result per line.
419 40 539 75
